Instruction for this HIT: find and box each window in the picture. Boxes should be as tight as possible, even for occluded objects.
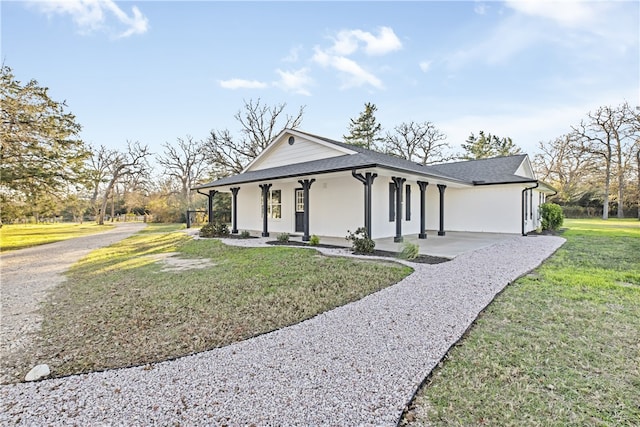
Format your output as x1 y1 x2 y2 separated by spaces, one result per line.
296 189 304 212
261 189 282 219
405 185 411 221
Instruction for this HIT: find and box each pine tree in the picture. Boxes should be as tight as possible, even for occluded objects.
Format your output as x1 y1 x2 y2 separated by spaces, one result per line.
344 102 384 150
460 131 521 159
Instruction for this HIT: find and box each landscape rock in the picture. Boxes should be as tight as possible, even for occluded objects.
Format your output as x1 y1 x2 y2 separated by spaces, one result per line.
24 364 50 382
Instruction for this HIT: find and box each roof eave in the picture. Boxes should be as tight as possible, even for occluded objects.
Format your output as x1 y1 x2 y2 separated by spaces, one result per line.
192 163 471 191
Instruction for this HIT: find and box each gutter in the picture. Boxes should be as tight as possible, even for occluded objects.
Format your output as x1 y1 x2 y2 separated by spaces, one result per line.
522 182 539 236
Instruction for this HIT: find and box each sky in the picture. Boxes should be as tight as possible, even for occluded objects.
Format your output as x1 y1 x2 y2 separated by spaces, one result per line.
2 0 639 159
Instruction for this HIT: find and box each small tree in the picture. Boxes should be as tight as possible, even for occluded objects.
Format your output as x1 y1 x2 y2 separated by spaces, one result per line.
344 102 384 151
460 131 522 160
540 202 564 231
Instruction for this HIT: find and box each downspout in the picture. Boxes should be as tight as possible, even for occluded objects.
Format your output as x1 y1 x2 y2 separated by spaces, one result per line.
521 182 539 236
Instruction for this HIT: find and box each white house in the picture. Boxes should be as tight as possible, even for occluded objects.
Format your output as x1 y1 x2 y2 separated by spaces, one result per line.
194 129 555 241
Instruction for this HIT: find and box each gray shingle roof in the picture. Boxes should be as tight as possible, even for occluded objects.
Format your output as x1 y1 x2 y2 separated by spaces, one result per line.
194 130 534 189
428 154 534 184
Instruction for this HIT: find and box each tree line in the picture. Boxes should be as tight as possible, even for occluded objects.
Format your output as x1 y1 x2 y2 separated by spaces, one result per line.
1 65 638 225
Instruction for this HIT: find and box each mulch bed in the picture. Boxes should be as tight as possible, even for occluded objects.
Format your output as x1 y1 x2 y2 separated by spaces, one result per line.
266 240 450 264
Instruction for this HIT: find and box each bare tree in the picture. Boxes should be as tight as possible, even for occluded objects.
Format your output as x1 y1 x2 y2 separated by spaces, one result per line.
96 141 151 225
384 121 452 165
533 134 596 204
87 145 112 212
156 136 207 210
573 102 637 219
205 99 305 175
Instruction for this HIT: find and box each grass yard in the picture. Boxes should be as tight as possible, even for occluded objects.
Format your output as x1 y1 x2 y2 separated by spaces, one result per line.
0 222 114 252
35 225 412 378
402 218 640 426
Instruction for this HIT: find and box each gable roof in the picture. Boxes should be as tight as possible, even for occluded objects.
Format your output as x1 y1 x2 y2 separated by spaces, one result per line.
194 129 540 190
428 154 536 185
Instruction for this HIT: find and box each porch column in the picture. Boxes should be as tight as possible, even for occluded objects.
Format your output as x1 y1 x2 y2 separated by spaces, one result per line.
417 181 429 239
298 179 315 241
230 187 240 234
259 183 272 237
351 171 378 238
391 177 406 242
208 190 218 224
437 184 446 236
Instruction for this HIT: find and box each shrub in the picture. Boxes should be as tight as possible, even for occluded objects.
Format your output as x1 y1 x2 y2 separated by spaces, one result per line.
540 202 564 231
309 234 320 246
346 227 375 254
199 222 229 238
398 242 419 260
239 230 251 239
277 232 290 243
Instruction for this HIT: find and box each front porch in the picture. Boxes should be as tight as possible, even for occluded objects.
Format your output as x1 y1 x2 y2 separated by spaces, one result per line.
236 230 519 259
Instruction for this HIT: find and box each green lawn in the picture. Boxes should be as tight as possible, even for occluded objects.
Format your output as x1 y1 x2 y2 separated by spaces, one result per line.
20 225 412 380
0 222 114 252
403 218 640 426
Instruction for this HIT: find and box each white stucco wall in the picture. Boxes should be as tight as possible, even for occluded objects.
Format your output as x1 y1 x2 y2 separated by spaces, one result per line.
437 185 522 233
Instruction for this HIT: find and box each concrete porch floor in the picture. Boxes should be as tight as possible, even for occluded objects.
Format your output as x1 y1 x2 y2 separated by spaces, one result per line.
259 230 520 259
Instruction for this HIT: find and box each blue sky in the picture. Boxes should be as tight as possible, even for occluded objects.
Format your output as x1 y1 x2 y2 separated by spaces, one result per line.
2 0 638 158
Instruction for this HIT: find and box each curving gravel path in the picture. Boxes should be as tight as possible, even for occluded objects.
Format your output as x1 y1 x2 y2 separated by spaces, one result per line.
0 234 564 426
0 222 147 384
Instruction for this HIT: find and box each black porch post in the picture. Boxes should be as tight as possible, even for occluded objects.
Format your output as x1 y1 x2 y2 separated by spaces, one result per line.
417 181 429 239
259 183 272 237
352 171 378 238
298 179 316 241
230 187 240 234
208 190 218 224
391 177 406 242
437 184 446 236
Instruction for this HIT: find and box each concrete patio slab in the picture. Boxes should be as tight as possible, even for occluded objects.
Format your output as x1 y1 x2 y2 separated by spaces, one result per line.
269 230 520 259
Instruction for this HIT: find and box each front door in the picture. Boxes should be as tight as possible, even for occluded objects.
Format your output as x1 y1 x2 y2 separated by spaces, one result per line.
295 188 304 232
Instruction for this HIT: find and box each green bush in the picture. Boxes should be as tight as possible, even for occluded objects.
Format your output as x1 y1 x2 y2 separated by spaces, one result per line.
199 222 229 238
346 227 375 254
540 202 564 231
309 234 320 246
239 230 251 239
398 242 419 260
277 232 290 242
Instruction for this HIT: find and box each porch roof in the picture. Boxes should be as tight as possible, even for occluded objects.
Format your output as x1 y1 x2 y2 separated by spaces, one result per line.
194 149 467 190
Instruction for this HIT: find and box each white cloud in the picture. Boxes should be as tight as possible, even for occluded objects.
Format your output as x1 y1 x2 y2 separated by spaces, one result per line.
505 0 596 28
219 79 269 90
310 26 400 90
282 45 302 63
330 26 402 56
445 1 636 70
419 60 432 73
275 68 313 96
312 48 383 89
30 0 149 38
474 2 488 15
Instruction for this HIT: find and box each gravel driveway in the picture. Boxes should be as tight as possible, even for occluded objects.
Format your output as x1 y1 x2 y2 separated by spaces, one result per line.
0 234 564 426
0 222 147 384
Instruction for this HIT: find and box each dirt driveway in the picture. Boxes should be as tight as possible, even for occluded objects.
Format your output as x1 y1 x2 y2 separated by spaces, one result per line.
0 222 146 384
